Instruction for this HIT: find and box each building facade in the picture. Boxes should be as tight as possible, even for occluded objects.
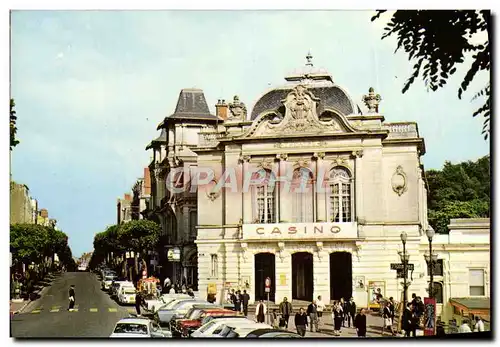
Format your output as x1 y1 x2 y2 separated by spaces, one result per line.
193 57 431 306
117 193 133 224
10 182 36 224
132 168 152 220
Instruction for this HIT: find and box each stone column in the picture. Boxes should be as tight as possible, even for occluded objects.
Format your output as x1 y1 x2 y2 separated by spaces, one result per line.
275 242 291 303
353 150 364 223
276 153 289 223
313 152 326 222
313 241 329 301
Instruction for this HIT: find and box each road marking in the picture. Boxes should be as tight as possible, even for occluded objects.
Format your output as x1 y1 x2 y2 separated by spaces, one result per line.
90 308 98 312
31 309 41 314
108 308 117 312
50 308 60 313
127 308 136 313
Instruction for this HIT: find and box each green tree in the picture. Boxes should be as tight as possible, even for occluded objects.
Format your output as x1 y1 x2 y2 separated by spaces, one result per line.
426 155 490 233
10 98 20 150
372 10 491 138
117 220 160 282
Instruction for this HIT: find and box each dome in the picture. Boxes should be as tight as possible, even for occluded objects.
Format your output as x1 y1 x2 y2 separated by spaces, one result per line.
249 53 360 120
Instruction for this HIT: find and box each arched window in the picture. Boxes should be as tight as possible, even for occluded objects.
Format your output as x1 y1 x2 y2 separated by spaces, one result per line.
252 169 276 224
433 282 444 304
328 167 352 222
292 167 314 222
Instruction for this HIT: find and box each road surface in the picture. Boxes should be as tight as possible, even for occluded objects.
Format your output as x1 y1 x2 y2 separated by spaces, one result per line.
10 271 136 338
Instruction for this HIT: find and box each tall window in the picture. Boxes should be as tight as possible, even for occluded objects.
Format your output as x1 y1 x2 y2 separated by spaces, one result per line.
210 254 218 278
189 211 197 240
428 259 444 276
329 167 352 222
292 168 314 222
252 169 276 223
469 269 485 296
433 282 444 304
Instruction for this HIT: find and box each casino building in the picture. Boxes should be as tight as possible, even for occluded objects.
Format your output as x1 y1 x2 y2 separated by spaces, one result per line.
193 55 430 307
147 55 490 325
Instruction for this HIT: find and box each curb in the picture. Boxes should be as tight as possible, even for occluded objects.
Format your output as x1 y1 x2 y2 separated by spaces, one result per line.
13 300 31 315
12 272 60 315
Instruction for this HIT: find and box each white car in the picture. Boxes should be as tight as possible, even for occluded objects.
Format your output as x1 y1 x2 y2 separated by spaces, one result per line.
216 323 273 338
110 317 170 338
102 274 117 290
146 294 191 313
191 318 265 338
118 286 137 305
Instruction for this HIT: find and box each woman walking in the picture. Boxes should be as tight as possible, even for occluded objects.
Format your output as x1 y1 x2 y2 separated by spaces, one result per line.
383 301 396 336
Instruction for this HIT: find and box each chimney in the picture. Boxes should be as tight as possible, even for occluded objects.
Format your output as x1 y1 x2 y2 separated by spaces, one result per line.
40 208 49 218
124 193 132 201
144 167 151 195
215 99 228 120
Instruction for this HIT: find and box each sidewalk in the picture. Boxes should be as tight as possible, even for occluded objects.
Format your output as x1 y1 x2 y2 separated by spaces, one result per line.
245 311 402 338
10 272 60 316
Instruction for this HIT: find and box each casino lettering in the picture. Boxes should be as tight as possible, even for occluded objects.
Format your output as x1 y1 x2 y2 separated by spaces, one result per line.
255 225 341 235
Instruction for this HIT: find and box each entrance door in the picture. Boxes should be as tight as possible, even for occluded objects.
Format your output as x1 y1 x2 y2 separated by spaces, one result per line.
254 253 276 302
330 252 353 301
292 252 314 301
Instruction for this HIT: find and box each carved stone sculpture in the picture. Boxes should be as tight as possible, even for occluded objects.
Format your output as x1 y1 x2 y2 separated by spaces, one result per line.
362 87 382 113
228 95 247 121
391 165 408 196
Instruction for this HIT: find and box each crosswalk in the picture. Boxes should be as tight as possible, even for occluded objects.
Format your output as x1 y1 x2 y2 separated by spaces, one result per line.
27 305 137 314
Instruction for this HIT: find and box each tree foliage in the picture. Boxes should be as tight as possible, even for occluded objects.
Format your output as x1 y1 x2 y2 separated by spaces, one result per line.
10 98 20 150
372 10 491 139
426 155 490 233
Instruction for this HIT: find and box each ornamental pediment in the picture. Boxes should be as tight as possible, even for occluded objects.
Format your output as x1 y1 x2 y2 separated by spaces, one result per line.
242 85 358 138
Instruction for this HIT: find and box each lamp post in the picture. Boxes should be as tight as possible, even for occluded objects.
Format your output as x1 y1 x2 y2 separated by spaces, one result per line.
424 226 437 298
399 231 408 310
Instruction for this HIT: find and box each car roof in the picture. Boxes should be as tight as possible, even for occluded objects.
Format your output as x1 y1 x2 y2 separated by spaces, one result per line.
209 315 247 320
225 323 271 330
245 328 292 336
201 308 234 313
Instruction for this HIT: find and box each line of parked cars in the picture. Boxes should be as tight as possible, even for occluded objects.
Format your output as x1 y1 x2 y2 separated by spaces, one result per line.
142 293 302 338
97 266 136 305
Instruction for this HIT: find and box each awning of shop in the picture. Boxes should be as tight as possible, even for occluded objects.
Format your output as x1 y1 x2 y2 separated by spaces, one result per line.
449 297 490 318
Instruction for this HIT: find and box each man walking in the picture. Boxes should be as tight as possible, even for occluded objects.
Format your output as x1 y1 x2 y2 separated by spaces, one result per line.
307 299 319 333
135 291 142 316
68 285 75 311
294 307 308 337
354 308 367 337
241 290 250 316
255 300 266 323
345 297 356 328
279 297 293 329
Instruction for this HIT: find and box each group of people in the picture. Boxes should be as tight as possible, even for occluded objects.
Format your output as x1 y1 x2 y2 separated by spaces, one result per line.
162 277 195 297
401 294 426 337
230 289 251 316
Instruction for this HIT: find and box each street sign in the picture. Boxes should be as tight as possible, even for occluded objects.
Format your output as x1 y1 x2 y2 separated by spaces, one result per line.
390 263 414 271
265 277 271 293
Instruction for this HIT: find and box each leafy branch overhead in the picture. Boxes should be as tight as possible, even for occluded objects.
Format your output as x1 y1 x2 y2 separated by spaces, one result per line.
10 98 20 150
371 10 491 139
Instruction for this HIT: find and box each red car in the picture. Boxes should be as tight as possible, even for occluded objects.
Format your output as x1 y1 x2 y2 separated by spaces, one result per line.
176 308 240 337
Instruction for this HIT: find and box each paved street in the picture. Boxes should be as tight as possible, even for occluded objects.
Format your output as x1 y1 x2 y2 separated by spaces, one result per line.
10 272 134 338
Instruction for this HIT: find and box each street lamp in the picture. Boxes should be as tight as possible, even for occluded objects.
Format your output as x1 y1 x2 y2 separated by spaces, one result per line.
399 231 408 310
424 226 438 298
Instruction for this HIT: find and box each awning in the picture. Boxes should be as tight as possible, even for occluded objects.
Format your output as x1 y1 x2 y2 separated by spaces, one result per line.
449 297 490 317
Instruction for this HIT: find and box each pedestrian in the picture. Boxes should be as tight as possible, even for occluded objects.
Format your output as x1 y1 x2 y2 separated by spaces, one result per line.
340 297 347 327
135 291 142 316
402 303 412 337
271 309 279 328
242 290 250 316
345 297 356 328
68 285 75 311
408 303 419 337
307 299 319 332
255 300 267 323
388 297 395 326
459 319 472 333
354 308 367 337
169 286 176 294
279 297 293 329
474 316 485 332
436 321 446 337
332 301 344 336
187 287 195 298
316 295 326 325
234 290 242 313
383 301 395 336
238 290 244 313
230 290 237 311
294 307 308 337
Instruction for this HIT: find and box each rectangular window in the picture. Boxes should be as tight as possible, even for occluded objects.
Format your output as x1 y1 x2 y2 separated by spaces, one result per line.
255 185 275 223
469 269 485 296
331 185 340 222
210 254 218 278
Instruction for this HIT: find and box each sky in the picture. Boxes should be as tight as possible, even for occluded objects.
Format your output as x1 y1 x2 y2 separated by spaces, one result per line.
10 10 490 257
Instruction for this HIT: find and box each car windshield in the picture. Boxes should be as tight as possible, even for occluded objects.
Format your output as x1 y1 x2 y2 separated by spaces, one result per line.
113 323 148 335
105 276 114 280
124 288 136 294
172 300 194 309
198 321 217 333
185 308 198 319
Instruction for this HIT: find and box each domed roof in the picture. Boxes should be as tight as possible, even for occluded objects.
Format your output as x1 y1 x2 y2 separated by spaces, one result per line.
250 53 360 120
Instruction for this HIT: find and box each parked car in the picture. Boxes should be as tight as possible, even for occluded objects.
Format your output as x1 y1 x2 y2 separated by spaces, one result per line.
174 308 236 338
245 328 302 338
102 274 117 291
157 299 208 327
110 281 132 298
215 323 273 338
191 318 260 338
199 314 248 327
110 317 170 338
145 294 191 313
118 285 137 305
